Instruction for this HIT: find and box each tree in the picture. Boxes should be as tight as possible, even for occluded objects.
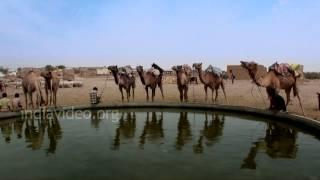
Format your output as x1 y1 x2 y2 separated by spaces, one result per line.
45 65 54 71
57 65 66 69
0 66 9 74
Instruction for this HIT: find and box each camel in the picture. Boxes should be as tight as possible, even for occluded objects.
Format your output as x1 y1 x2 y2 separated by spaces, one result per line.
240 61 304 115
22 71 45 110
108 65 135 102
151 63 165 99
192 63 227 102
136 66 158 102
172 65 192 102
40 70 60 107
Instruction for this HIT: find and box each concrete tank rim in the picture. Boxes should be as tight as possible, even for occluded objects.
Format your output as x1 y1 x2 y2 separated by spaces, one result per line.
1 102 319 132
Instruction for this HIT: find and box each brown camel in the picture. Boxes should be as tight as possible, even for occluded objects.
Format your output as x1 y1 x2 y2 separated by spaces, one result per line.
240 61 304 115
40 70 60 107
107 65 135 102
151 63 165 99
172 65 192 102
136 65 160 102
192 63 227 102
22 71 45 110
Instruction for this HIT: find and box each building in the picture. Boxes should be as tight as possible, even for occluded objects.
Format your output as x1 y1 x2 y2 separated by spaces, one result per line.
226 65 267 80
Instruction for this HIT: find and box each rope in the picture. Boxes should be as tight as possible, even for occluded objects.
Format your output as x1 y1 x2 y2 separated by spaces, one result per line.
99 76 109 100
192 66 196 102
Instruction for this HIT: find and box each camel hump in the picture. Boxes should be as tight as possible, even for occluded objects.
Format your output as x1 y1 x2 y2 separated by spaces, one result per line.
148 68 160 76
205 65 223 76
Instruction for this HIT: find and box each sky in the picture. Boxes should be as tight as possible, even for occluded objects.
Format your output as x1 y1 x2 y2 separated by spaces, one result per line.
0 0 319 71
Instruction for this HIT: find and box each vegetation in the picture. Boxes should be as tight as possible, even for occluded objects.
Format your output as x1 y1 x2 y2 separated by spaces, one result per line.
45 65 55 71
57 65 66 69
304 72 320 79
0 66 9 74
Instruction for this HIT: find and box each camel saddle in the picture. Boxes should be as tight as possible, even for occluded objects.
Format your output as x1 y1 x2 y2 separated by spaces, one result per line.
119 65 134 77
205 65 223 76
269 63 294 77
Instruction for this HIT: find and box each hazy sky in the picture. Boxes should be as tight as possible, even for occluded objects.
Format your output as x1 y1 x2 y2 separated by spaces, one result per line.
0 0 319 71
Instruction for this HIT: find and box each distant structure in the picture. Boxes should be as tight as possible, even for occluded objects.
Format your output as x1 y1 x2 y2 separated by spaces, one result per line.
227 65 267 80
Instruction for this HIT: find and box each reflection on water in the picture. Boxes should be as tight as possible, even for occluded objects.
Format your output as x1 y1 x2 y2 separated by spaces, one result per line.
112 112 136 150
176 112 191 150
241 123 298 169
193 112 225 153
140 112 164 148
1 115 62 155
1 109 319 179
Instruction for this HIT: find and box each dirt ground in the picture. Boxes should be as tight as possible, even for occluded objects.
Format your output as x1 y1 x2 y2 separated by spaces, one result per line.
4 77 320 120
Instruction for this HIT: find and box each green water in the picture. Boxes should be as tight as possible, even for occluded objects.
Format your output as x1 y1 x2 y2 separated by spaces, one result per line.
0 108 320 180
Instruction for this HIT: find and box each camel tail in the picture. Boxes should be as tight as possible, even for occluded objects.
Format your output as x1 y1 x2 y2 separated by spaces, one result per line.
221 80 228 103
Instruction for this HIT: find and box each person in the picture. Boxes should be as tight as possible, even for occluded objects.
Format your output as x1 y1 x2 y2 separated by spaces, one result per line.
0 93 11 112
90 87 101 104
230 70 236 84
12 93 23 112
266 87 286 112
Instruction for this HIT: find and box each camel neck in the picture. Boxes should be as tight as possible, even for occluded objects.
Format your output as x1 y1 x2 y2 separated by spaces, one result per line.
111 71 119 84
197 68 208 84
138 71 146 85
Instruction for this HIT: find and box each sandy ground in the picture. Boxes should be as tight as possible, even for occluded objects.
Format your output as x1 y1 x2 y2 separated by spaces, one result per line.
4 77 320 120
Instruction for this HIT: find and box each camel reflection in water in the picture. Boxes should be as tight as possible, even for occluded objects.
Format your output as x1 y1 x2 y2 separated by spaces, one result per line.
175 112 192 150
241 123 298 169
139 112 164 148
112 112 136 150
0 115 62 155
193 112 225 153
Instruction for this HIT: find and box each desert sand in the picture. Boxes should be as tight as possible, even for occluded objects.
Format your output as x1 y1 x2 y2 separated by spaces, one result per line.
4 77 320 120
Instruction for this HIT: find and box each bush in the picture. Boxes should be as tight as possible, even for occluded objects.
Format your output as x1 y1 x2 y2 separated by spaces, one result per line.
304 72 320 79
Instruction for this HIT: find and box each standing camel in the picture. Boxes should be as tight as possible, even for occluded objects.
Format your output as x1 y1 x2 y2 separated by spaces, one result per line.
240 61 304 115
172 65 192 102
151 63 165 99
192 63 227 102
22 71 45 110
108 65 135 102
136 65 161 102
40 70 60 107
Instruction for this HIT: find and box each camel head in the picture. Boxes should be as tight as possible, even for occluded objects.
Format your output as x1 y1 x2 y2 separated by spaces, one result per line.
172 65 182 73
136 66 144 73
107 65 118 73
240 61 258 83
151 63 164 73
40 71 53 80
192 63 202 70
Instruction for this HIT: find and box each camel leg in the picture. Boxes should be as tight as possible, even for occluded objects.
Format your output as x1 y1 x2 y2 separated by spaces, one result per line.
152 88 156 102
296 93 305 116
285 88 292 106
119 87 124 102
126 87 130 102
159 83 164 99
28 92 34 110
204 86 208 102
211 88 214 102
132 87 135 101
24 92 28 110
184 86 189 102
49 90 53 106
145 87 149 101
215 88 219 102
178 87 183 102
45 88 49 106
